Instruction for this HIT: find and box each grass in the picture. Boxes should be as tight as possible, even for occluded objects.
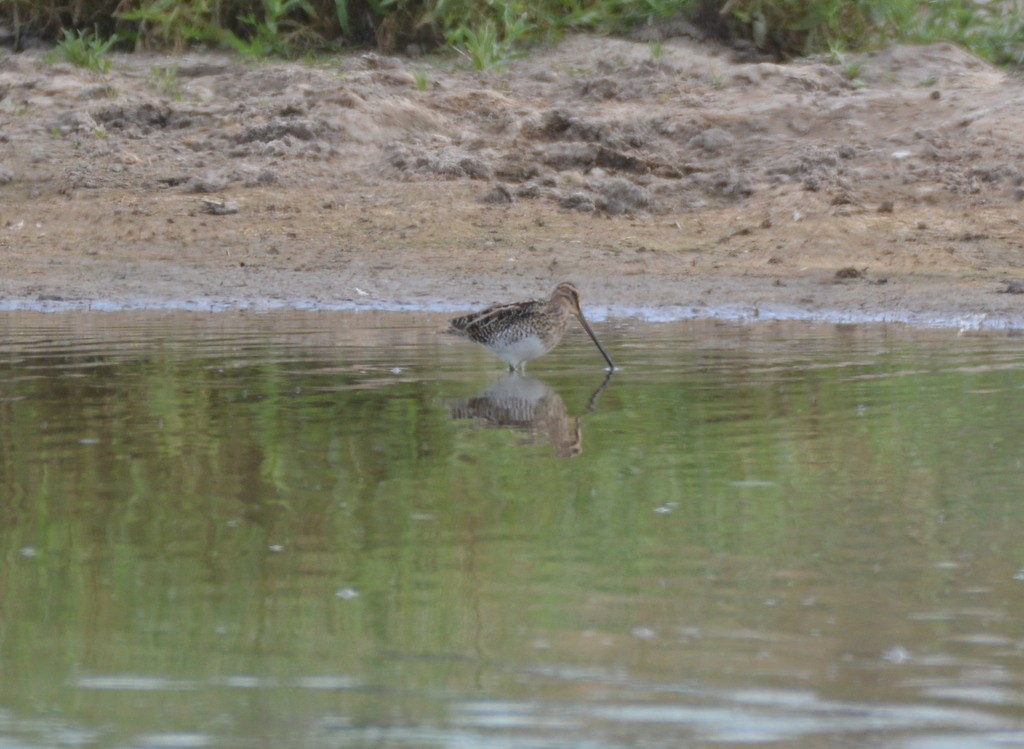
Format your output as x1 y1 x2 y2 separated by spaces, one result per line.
227 0 319 57
150 64 183 98
827 40 863 83
46 28 119 71
720 0 1024 68
724 0 914 56
911 0 1024 67
4 1 1024 70
708 60 726 89
450 20 507 69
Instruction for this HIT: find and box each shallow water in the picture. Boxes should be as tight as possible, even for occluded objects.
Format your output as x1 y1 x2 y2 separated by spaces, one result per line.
2 311 1024 749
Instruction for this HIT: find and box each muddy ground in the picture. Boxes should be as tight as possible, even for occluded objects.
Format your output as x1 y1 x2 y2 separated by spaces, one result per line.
1 32 1023 328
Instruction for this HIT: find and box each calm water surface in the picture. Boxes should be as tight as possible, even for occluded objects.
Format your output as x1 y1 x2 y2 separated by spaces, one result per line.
1 311 1024 749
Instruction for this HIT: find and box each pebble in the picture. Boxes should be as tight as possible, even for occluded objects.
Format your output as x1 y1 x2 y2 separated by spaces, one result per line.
595 177 651 215
481 183 515 204
560 192 596 212
688 127 735 153
186 171 230 193
199 198 239 215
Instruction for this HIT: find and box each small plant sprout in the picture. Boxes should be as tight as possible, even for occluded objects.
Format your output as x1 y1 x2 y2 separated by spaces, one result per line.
827 40 864 84
151 64 183 99
708 61 727 89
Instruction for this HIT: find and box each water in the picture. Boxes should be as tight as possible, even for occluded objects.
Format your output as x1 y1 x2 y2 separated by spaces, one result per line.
2 311 1024 749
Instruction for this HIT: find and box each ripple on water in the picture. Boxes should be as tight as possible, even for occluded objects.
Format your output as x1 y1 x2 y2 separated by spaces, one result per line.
4 312 1024 749
72 675 196 691
899 732 1024 749
131 734 211 749
445 690 1017 745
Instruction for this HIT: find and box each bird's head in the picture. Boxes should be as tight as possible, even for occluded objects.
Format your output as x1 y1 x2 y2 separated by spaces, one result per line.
552 282 583 317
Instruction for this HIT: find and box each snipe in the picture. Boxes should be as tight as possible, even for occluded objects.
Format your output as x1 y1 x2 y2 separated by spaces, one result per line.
446 282 615 371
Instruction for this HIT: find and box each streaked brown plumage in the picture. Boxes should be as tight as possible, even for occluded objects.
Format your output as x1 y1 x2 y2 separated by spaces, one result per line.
447 374 583 457
446 282 615 371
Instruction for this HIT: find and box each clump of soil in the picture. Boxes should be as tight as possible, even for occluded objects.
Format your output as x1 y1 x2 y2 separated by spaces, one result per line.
1 35 1023 327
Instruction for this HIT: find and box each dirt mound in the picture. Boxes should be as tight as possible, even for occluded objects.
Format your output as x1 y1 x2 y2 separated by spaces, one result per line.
1 36 1023 326
5 37 1020 211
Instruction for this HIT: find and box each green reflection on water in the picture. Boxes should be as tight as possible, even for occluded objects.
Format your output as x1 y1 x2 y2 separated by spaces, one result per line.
1 312 1024 747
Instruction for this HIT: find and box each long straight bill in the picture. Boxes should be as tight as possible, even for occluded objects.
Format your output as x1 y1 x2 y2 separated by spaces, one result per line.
576 314 616 371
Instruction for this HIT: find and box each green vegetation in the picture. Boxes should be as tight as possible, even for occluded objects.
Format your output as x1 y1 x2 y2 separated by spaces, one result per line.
723 0 919 57
721 0 1024 66
45 27 119 71
915 0 1024 66
827 40 864 83
150 63 182 98
707 60 726 88
2 0 1023 69
451 19 505 69
2 0 692 59
224 0 322 56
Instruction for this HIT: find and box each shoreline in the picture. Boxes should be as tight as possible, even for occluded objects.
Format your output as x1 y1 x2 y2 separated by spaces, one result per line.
2 295 1019 332
2 38 1024 334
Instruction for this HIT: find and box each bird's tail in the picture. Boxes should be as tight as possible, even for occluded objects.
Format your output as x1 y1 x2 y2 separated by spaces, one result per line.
443 314 472 336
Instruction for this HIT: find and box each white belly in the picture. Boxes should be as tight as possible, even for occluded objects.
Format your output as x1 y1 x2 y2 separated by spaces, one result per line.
485 335 551 368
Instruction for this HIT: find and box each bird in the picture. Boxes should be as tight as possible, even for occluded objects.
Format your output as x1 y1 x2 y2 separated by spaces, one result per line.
446 374 583 457
446 282 615 371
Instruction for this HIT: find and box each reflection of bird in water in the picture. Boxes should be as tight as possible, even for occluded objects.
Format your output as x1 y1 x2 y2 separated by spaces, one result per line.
446 282 615 372
447 372 613 458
